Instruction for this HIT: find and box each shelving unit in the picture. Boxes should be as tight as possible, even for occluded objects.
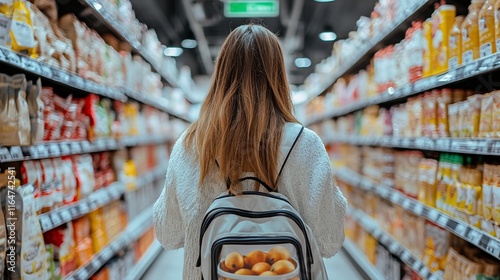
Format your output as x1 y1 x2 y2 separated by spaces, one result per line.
74 0 179 88
347 208 443 280
38 165 166 232
342 239 385 280
306 52 500 125
64 206 155 280
0 135 173 164
336 168 500 260
124 241 163 280
323 135 500 156
302 0 434 105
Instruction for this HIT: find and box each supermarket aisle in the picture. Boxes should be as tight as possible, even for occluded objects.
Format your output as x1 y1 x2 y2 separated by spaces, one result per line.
142 248 364 280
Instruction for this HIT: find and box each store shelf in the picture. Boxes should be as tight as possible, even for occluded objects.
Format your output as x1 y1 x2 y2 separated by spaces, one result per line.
0 135 173 164
348 208 442 280
122 88 193 123
75 0 178 87
342 239 385 280
0 46 127 102
324 135 500 156
39 165 166 232
64 206 154 280
337 168 500 260
124 241 163 280
302 0 433 104
306 51 500 125
39 181 124 232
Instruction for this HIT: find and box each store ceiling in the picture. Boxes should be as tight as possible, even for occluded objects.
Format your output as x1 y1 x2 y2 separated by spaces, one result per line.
129 0 377 85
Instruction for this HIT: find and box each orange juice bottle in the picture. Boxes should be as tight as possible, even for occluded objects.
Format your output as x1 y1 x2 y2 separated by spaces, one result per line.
449 16 465 69
433 3 456 74
479 0 497 57
462 0 486 64
423 19 434 77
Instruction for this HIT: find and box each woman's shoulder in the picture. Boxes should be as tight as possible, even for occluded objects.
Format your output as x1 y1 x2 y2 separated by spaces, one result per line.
283 122 323 147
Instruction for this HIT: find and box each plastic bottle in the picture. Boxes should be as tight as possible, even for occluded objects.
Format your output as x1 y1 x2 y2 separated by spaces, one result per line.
432 2 456 74
462 0 487 64
423 19 434 77
479 0 497 57
449 16 465 69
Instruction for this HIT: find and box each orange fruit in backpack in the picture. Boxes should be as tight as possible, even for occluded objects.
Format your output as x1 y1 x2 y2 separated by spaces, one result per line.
234 268 256 275
289 258 297 269
225 252 244 271
260 271 278 276
266 246 290 264
251 262 271 274
220 261 232 273
244 250 267 268
270 260 295 275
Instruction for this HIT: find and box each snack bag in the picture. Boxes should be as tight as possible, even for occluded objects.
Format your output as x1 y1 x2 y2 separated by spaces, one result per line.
9 0 36 57
482 164 494 220
26 78 44 144
0 0 12 46
493 165 500 224
0 74 31 146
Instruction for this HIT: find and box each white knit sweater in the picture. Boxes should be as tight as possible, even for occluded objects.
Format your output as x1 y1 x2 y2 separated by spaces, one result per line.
153 123 347 280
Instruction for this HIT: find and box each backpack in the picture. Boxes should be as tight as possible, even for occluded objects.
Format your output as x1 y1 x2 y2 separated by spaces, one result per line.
196 125 328 280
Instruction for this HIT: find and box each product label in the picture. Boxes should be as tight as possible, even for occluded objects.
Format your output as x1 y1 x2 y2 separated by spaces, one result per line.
0 14 11 46
11 20 34 47
480 43 493 57
449 56 459 69
463 50 474 64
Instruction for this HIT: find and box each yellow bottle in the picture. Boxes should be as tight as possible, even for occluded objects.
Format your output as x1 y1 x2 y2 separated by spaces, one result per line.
432 4 456 74
479 0 497 57
423 19 434 77
495 0 500 48
462 0 487 64
449 16 465 69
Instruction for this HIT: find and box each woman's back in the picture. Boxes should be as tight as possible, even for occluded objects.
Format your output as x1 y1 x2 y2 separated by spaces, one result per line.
153 123 346 279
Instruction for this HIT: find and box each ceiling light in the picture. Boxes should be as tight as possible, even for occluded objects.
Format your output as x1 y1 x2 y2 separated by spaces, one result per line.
314 0 335 2
181 39 198 49
295 58 311 68
319 31 337 41
163 47 184 57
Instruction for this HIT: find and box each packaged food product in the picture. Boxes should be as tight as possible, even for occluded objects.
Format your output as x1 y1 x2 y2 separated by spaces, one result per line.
449 16 464 69
73 154 95 199
493 165 500 224
9 0 36 57
0 0 12 46
61 157 77 205
462 0 486 63
465 168 483 214
482 164 494 220
479 92 494 137
423 19 433 77
496 0 500 48
43 224 77 276
437 89 452 137
468 94 482 137
492 91 500 137
432 3 456 74
0 74 31 146
26 78 43 143
479 0 497 56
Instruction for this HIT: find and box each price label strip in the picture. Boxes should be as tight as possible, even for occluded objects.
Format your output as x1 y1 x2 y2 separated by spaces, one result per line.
0 147 12 162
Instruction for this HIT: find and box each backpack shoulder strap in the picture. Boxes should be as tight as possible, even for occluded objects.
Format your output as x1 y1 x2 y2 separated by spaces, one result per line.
275 124 304 186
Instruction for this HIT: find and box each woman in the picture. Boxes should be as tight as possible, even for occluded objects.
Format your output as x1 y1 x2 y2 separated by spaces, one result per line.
153 24 346 279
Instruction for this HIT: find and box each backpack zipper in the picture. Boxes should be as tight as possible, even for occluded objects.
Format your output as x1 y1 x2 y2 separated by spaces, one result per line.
196 208 314 271
214 191 292 206
211 236 308 280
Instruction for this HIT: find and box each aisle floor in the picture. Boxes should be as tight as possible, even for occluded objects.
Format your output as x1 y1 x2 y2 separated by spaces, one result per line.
142 248 364 280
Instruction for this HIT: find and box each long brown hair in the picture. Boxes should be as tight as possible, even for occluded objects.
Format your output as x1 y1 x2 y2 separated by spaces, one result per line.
183 24 299 191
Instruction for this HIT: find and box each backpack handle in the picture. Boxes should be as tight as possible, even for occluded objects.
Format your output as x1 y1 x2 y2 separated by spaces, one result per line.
230 176 274 192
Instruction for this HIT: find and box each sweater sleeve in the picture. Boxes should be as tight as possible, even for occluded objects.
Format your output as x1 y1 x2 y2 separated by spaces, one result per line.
153 140 185 250
281 130 347 258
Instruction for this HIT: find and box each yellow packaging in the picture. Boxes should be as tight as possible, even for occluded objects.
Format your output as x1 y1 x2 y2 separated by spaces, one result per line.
495 0 500 51
492 91 500 137
432 4 456 74
479 0 497 56
8 0 36 57
483 164 494 220
468 95 482 137
449 16 465 69
423 19 434 77
462 0 486 64
0 0 12 46
493 165 500 224
466 169 483 214
479 93 494 137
